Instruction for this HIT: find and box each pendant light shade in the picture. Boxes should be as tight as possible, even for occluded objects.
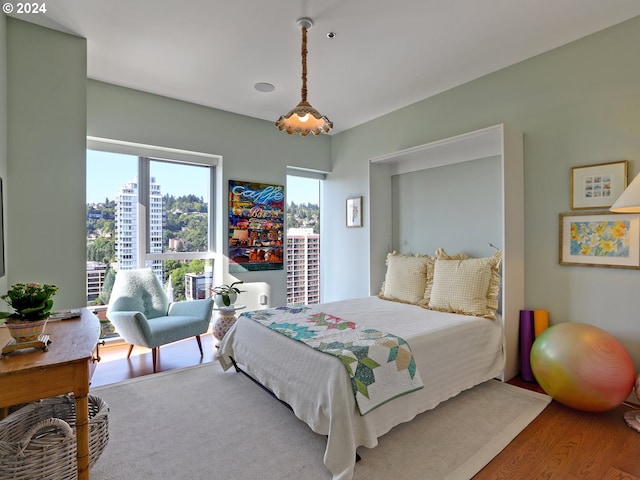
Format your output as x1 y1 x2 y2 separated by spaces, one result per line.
276 18 333 136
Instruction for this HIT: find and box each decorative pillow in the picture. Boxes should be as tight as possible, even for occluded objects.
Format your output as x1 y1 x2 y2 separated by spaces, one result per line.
419 248 468 307
379 252 433 305
427 250 502 319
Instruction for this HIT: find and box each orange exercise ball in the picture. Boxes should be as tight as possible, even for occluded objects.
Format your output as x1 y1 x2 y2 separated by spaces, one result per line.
530 322 635 412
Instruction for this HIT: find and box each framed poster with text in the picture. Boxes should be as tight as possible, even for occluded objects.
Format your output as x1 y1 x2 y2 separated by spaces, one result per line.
228 180 284 272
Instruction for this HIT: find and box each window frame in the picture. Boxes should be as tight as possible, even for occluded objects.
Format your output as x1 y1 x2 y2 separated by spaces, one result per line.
87 137 221 268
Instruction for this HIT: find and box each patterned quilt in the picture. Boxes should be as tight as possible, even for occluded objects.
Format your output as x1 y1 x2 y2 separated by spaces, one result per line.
241 305 424 415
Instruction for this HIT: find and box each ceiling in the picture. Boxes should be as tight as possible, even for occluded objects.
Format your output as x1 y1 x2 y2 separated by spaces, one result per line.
11 1 640 134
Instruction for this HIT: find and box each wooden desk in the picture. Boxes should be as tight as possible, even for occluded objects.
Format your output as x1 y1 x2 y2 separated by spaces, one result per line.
0 308 100 480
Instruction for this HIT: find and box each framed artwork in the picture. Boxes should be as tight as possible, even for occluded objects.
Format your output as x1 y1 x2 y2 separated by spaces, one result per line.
570 161 628 210
228 180 284 272
559 211 640 269
346 196 363 228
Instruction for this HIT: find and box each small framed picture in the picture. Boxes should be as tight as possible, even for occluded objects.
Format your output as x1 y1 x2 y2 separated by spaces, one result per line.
570 161 628 210
346 196 363 228
559 211 640 269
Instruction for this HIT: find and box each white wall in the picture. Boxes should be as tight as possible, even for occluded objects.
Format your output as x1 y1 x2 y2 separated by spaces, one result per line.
322 16 640 372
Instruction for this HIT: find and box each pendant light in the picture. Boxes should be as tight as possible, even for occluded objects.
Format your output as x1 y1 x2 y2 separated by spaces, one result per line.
275 17 333 136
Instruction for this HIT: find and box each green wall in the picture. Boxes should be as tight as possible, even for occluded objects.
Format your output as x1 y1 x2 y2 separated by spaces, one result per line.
5 18 86 308
0 14 7 296
391 156 502 257
324 16 640 369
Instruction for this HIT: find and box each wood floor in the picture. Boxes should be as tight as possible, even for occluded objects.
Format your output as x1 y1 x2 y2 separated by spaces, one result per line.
91 336 640 480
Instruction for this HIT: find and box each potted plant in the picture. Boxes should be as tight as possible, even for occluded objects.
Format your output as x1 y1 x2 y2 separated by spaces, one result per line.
0 282 58 342
211 281 245 308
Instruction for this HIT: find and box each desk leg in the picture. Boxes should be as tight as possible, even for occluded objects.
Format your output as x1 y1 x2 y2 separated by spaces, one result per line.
75 393 90 480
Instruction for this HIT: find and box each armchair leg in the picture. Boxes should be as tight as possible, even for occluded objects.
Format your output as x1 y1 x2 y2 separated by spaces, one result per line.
127 344 134 358
152 347 158 373
195 335 203 356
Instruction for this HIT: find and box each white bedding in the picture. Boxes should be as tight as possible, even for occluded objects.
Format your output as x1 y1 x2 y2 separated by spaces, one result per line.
217 296 504 480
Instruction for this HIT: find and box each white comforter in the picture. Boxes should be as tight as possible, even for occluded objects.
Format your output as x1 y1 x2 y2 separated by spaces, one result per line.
217 296 504 480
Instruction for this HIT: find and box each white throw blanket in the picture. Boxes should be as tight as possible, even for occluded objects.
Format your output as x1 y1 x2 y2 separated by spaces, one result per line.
242 305 423 415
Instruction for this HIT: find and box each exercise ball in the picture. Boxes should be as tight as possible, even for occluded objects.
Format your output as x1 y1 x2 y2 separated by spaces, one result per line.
530 322 635 412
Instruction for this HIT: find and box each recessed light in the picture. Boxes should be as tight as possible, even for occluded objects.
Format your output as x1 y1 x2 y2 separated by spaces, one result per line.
254 82 275 93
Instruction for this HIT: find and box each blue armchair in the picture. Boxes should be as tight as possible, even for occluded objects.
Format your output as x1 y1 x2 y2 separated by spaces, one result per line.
107 268 213 373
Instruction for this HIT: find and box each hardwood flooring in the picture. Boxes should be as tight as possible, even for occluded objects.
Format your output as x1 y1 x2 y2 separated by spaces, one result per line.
474 381 640 479
91 335 218 387
91 336 640 480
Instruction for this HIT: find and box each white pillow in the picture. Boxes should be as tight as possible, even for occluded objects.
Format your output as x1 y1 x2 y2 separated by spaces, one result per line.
379 252 432 305
428 250 502 319
419 248 468 307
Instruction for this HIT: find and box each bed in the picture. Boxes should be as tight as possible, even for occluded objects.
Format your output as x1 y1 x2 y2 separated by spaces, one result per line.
217 249 505 480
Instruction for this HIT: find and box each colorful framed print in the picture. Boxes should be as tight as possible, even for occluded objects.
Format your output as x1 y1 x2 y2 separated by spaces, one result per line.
228 180 284 272
570 161 628 210
346 196 363 228
559 211 640 269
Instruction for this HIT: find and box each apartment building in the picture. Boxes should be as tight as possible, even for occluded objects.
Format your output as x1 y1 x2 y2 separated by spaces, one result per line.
115 176 163 279
86 261 107 302
286 228 320 305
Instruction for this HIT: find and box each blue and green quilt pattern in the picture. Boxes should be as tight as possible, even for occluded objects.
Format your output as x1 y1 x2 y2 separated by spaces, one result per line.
242 306 423 415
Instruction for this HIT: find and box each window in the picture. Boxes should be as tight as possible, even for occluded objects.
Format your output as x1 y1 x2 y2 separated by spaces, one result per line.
86 138 220 305
286 173 321 305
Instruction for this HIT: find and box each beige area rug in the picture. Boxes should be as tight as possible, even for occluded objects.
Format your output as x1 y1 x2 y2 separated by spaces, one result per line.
90 363 550 480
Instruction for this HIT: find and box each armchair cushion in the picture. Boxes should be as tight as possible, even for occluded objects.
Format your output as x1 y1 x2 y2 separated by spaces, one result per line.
108 269 170 320
168 298 212 318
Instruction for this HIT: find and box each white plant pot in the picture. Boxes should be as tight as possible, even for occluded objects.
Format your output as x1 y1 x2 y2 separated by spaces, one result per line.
214 292 237 308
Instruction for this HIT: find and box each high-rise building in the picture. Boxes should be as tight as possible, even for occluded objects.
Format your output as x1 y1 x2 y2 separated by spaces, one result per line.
185 271 214 300
86 261 107 302
286 228 320 305
115 176 163 278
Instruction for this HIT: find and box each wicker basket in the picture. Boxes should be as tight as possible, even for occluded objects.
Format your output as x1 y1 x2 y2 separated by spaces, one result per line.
0 394 109 479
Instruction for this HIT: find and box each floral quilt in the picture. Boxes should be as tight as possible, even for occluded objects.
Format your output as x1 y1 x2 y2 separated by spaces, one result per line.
241 305 423 415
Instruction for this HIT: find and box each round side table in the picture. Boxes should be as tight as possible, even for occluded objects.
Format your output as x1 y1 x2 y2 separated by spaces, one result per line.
213 304 246 342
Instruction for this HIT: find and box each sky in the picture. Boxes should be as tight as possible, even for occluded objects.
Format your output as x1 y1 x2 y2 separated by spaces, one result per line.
86 149 320 205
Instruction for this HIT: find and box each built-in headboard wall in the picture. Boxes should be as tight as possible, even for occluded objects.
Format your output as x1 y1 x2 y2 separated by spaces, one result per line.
369 124 524 380
391 155 502 258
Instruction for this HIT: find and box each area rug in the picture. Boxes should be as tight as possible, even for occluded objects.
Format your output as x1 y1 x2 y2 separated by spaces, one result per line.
90 363 550 480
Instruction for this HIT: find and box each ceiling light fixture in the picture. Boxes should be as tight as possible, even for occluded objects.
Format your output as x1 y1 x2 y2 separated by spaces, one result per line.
276 17 333 136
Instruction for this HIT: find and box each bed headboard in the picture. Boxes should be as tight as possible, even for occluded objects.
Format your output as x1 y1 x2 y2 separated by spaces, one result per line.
368 124 524 380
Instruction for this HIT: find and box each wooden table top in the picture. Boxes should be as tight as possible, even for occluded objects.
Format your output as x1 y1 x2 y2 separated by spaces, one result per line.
0 308 100 375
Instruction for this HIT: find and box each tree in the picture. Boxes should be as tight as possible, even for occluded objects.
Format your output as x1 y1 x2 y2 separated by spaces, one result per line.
286 202 320 233
164 259 206 301
87 236 115 264
98 267 116 305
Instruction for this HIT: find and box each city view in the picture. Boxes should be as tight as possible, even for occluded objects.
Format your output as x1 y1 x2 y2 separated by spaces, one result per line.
86 149 320 312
